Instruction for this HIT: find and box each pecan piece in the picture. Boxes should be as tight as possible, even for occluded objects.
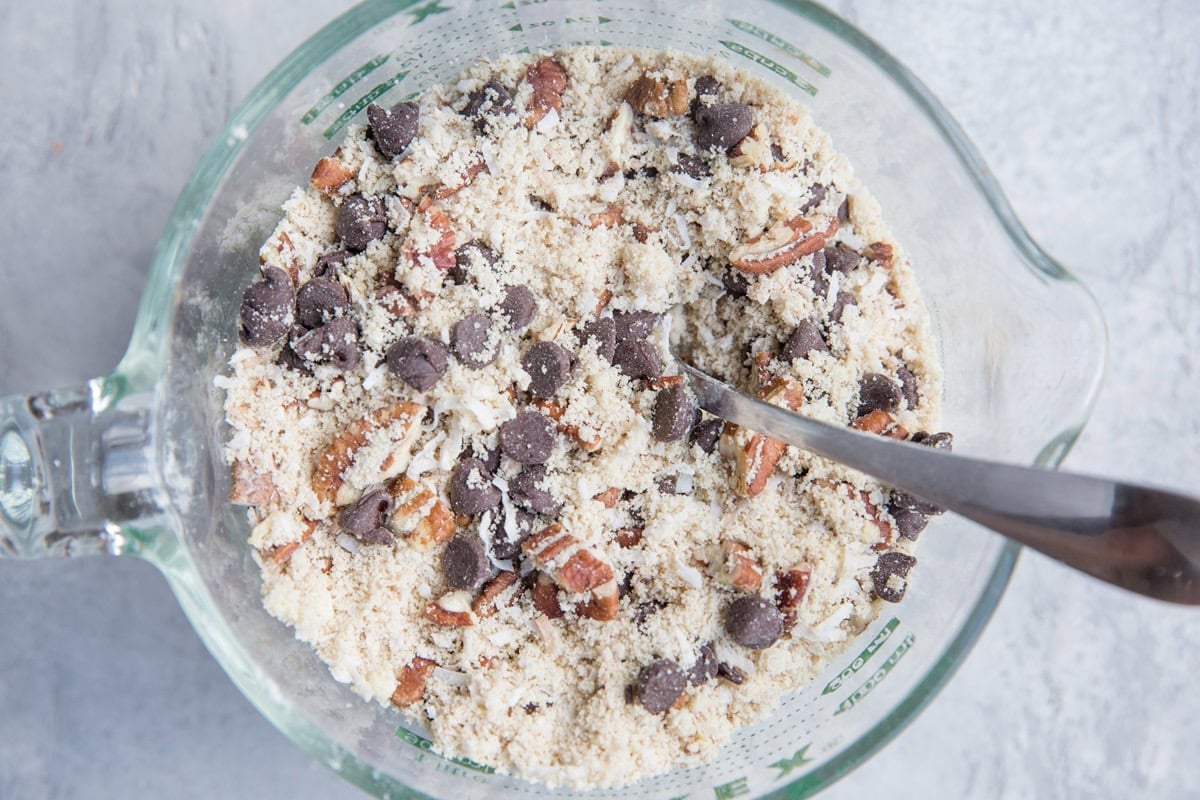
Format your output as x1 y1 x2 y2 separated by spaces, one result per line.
588 204 625 228
425 590 475 627
715 540 763 591
261 519 318 566
576 578 619 621
473 570 520 619
525 57 567 128
230 459 280 506
433 158 487 199
623 73 689 117
614 527 643 548
730 215 839 275
310 156 354 195
403 197 456 272
863 241 894 268
531 572 564 618
594 487 621 508
851 409 909 440
775 567 812 613
310 402 426 506
534 399 602 452
391 656 436 707
722 425 786 498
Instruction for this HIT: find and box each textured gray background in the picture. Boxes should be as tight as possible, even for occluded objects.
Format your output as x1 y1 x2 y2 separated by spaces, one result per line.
1 1 1197 798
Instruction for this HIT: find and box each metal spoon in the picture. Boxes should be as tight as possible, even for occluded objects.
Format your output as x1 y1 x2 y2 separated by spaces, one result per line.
680 361 1200 605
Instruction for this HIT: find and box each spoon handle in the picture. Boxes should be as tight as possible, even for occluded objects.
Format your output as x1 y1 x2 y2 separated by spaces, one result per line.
682 364 1200 605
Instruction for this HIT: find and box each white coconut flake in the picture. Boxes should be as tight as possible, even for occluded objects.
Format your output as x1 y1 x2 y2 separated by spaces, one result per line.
488 628 519 648
611 52 634 73
671 172 703 192
674 214 691 250
336 533 360 555
534 107 560 133
229 348 255 364
212 375 234 390
361 364 387 392
434 666 470 687
407 430 447 479
675 560 704 590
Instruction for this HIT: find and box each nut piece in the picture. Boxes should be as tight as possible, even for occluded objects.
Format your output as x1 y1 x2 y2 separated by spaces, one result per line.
310 156 354 195
260 519 318 566
623 73 689 117
425 590 475 627
230 459 280 507
576 578 620 621
403 197 457 272
387 476 456 549
614 527 643 548
721 425 786 498
594 487 621 508
473 570 521 618
525 57 568 127
588 204 625 229
310 402 426 506
775 567 812 612
390 656 437 707
863 241 895 268
605 102 635 167
534 399 602 452
730 134 773 171
715 540 764 591
758 376 805 412
730 215 839 275
851 409 909 440
531 572 564 618
523 524 617 621
433 157 486 199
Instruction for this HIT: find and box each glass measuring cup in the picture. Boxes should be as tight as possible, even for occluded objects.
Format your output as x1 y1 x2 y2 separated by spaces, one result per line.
0 0 1106 797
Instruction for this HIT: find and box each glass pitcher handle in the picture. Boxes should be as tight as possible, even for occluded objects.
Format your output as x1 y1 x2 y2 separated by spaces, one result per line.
0 378 165 558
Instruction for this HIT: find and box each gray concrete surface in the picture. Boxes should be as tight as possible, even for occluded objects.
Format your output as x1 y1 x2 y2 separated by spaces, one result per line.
1 1 1197 797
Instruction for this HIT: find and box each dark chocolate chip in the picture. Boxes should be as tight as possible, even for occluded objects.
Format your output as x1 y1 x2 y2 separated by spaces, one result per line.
522 341 575 398
690 418 724 454
694 75 720 97
338 488 395 543
823 243 860 275
799 183 826 213
633 598 667 628
386 336 448 391
858 373 903 415
277 324 313 373
367 101 419 160
624 685 637 705
292 317 360 371
656 475 677 495
891 489 943 516
723 268 749 298
238 266 294 347
688 643 719 686
782 320 830 361
489 507 535 560
890 505 929 541
463 79 514 131
499 411 556 464
336 194 388 253
295 276 348 329
716 661 746 685
509 464 562 518
500 285 537 331
652 385 694 442
448 457 501 515
612 310 660 342
479 445 502 475
724 595 784 649
675 154 710 180
451 313 497 369
636 659 687 714
808 250 829 297
355 526 396 545
897 366 920 409
837 196 851 224
315 249 351 279
770 143 786 162
452 242 500 285
912 431 954 450
830 290 856 323
694 103 754 151
612 339 662 380
578 317 616 361
871 551 917 603
442 534 490 590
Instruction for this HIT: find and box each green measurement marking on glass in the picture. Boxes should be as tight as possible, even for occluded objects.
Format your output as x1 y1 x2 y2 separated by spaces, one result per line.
301 54 390 125
406 0 452 25
396 728 496 774
727 19 831 77
769 743 813 780
322 70 411 139
821 617 900 695
719 40 817 96
833 632 915 716
713 775 751 800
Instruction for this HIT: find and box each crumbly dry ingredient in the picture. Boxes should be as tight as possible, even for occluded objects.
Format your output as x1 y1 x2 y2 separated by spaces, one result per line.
221 47 951 789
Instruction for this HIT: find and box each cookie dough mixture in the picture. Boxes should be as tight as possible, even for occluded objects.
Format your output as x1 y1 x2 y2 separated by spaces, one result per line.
222 47 952 788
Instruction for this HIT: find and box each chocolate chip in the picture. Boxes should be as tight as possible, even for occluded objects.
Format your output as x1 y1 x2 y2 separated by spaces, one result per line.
897 366 919 409
386 336 448 391
499 285 537 331
694 75 720 97
858 373 903 415
652 385 694 442
823 243 860 274
891 489 943 516
688 643 719 686
522 341 575 398
463 79 513 130
277 324 313 373
315 249 350 278
890 505 929 541
578 317 616 361
292 317 360 371
499 411 556 464
912 431 954 450
723 268 749 298
612 339 662 380
452 242 499 285
451 313 497 369
690 418 724 454
799 183 826 213
724 595 784 649
336 194 388 253
295 276 348 329
238 266 294 346
871 551 917 603
636 659 687 714
716 661 746 685
367 101 419 160
656 475 677 495
770 143 786 162
633 598 666 628
338 488 395 546
808 250 829 297
509 464 562 518
837 196 851 224
612 310 660 342
782 320 830 361
624 684 636 705
694 103 754 151
675 154 710 180
442 534 490 590
449 457 501 515
489 507 535 560
830 290 856 323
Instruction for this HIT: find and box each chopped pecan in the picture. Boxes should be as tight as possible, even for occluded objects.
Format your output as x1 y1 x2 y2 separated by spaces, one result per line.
525 57 568 127
715 540 764 591
730 134 773 171
230 459 280 506
311 402 426 506
391 656 436 707
645 375 684 390
534 399 602 452
433 157 487 199
576 577 619 621
473 570 520 618
425 590 475 627
262 519 318 566
594 288 613 316
588 204 625 228
758 375 804 412
861 490 895 551
403 197 456 272
388 476 457 549
775 567 811 612
594 487 621 508
531 572 564 618
310 156 354 195
851 409 909 440
614 527 643 548
863 242 894 268
623 73 689 117
730 215 839 275
722 425 786 498
631 222 655 243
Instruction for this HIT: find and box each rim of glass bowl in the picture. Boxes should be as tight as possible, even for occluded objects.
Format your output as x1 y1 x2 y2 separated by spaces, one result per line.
122 2 1106 798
